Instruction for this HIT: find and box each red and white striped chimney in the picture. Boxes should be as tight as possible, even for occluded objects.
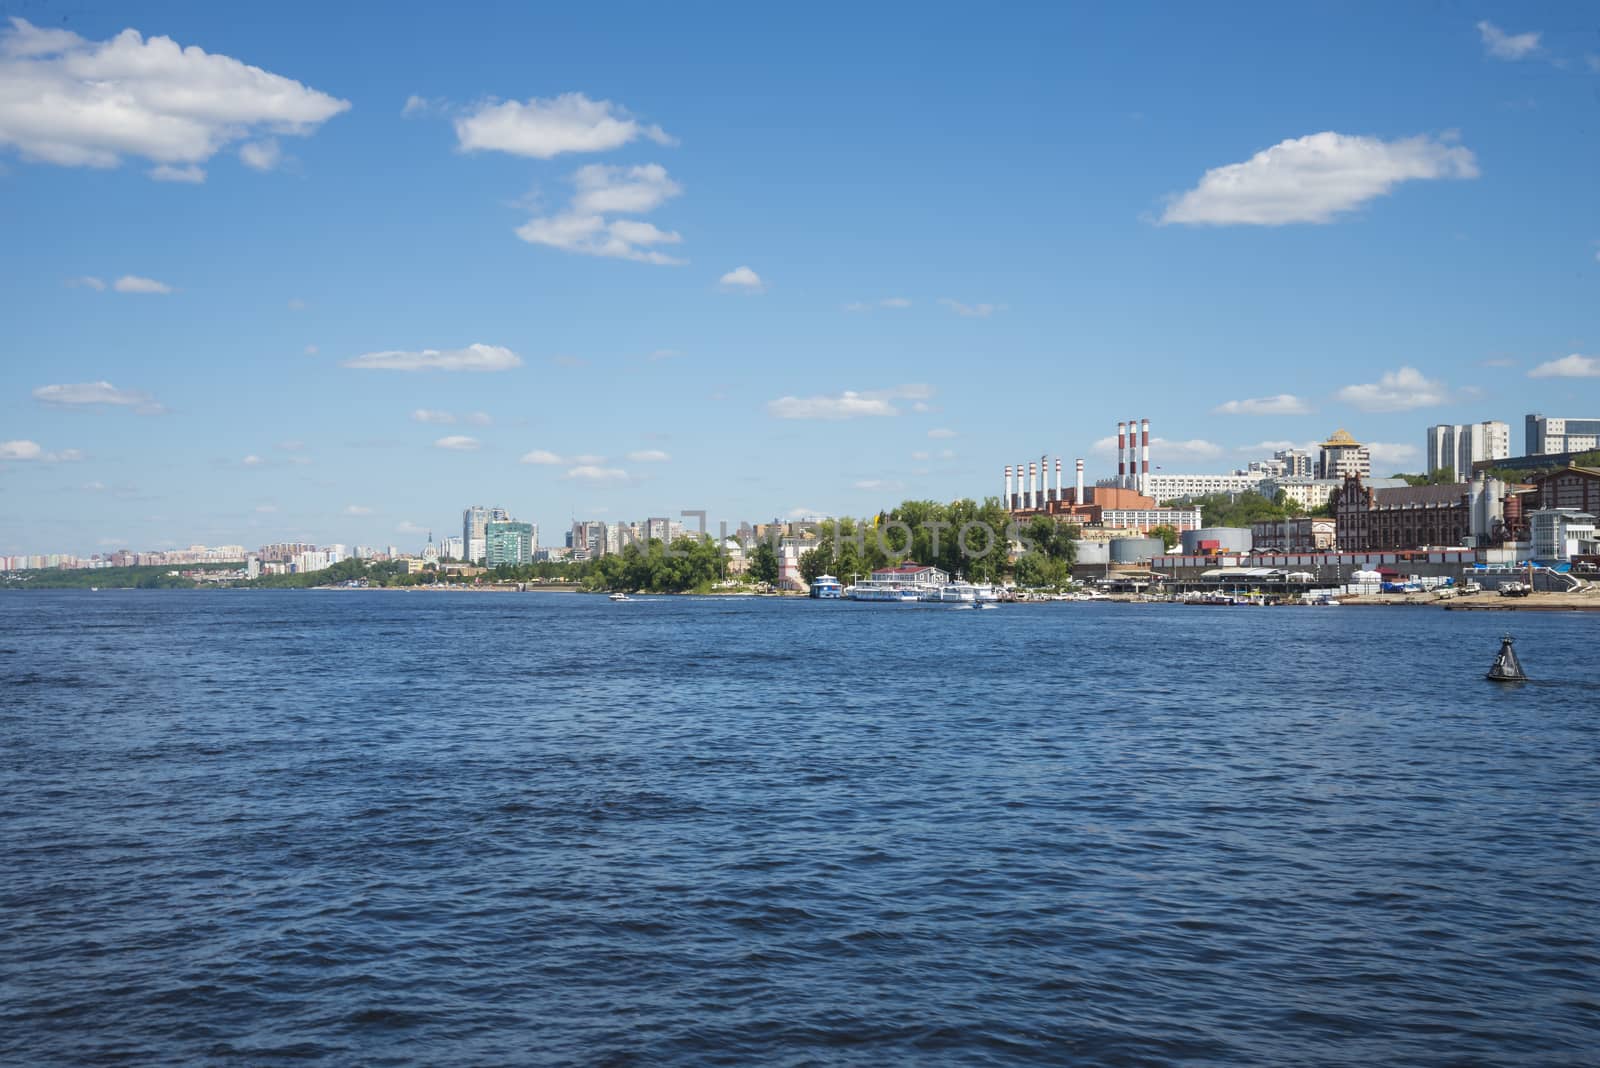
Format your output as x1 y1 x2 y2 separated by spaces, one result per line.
1116 421 1127 489
1141 418 1151 493
1004 465 1012 508
1055 457 1062 503
1027 461 1037 509
1075 458 1084 504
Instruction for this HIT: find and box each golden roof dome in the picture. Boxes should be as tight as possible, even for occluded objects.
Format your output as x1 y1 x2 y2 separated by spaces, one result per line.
1320 428 1361 447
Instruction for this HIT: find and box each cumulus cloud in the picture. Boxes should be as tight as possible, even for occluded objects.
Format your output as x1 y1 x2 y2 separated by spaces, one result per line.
150 163 205 182
520 449 566 465
65 275 106 290
845 296 913 312
466 411 492 425
342 343 521 372
767 384 933 421
454 92 673 158
411 408 456 424
242 454 264 466
33 380 163 413
238 138 281 171
1477 21 1540 61
1368 442 1420 466
0 18 349 178
1093 435 1224 461
1159 132 1478 226
515 162 685 265
940 298 996 318
719 265 764 291
0 439 82 462
1528 354 1600 378
1212 393 1312 416
1335 366 1449 411
433 435 480 451
626 449 670 462
565 464 629 482
344 504 373 516
113 275 173 294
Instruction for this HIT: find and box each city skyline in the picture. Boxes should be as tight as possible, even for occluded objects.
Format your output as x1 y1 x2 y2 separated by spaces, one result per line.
3 5 1599 555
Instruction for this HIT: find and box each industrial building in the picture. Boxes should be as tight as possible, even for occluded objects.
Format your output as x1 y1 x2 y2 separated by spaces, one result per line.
1180 527 1253 555
1330 472 1514 551
1001 419 1204 535
1251 517 1335 552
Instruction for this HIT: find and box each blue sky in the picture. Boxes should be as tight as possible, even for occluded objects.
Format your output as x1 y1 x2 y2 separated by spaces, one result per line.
2 2 1598 554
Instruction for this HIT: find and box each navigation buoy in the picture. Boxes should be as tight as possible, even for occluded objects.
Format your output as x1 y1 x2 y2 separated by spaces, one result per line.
1486 634 1528 682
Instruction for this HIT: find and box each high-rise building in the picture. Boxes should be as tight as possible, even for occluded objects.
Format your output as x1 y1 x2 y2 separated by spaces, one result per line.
643 517 672 543
1426 421 1511 479
1316 429 1370 480
462 506 510 563
441 535 464 561
485 521 535 566
1525 413 1600 456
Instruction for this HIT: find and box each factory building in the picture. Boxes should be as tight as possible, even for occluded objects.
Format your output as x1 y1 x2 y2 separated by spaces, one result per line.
1251 517 1335 553
1001 419 1203 535
1331 472 1514 551
1180 527 1253 555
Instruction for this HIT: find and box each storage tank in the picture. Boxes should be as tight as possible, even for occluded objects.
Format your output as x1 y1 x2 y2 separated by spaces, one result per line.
1109 537 1164 564
1073 540 1110 565
1180 526 1253 555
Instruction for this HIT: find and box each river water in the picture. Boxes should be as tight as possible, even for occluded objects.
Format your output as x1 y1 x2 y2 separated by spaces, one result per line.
2 591 1596 1065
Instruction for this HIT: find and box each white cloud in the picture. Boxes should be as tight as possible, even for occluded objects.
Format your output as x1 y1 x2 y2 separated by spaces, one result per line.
1477 21 1540 61
0 439 41 460
927 428 958 439
238 138 281 171
0 18 349 176
1093 435 1224 461
1159 132 1478 226
33 380 162 413
401 94 444 118
627 449 670 462
1335 366 1449 411
454 92 673 159
565 464 629 482
242 454 264 466
1212 393 1312 416
571 162 681 214
83 480 107 491
719 265 764 290
520 449 566 465
516 206 683 265
573 453 605 465
767 384 932 421
940 298 995 318
411 408 456 424
342 343 521 372
1528 354 1600 378
845 296 913 312
113 274 172 294
397 520 425 534
1368 442 1420 466
150 163 204 183
344 504 373 516
434 435 480 451
466 411 493 426
65 275 105 290
911 450 931 461
1 440 83 462
1238 439 1319 455
854 479 904 491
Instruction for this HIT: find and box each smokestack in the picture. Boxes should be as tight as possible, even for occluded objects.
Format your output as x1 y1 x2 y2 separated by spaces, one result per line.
1017 460 1025 509
1005 465 1012 509
1027 461 1037 509
1117 421 1127 489
1040 454 1048 506
1128 417 1138 489
1141 418 1151 494
1055 457 1062 504
1075 458 1084 504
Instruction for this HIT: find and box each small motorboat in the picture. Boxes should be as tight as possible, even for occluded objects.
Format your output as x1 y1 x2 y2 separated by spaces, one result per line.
1486 635 1527 682
609 592 632 602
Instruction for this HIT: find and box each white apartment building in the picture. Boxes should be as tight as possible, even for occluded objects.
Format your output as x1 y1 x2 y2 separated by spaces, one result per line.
1139 472 1266 503
1426 421 1511 479
1528 509 1597 562
1525 413 1600 456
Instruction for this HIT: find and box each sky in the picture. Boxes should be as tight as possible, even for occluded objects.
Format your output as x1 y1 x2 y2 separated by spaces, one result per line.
2 1 1598 554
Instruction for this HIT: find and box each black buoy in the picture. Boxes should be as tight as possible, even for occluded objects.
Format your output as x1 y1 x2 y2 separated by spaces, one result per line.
1486 634 1528 682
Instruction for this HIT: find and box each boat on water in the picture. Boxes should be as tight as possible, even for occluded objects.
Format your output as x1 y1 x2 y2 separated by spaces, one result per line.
1486 635 1528 682
809 574 843 599
609 592 632 602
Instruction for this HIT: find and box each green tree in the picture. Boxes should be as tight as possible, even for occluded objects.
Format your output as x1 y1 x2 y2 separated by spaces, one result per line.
749 541 779 585
1148 523 1180 550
